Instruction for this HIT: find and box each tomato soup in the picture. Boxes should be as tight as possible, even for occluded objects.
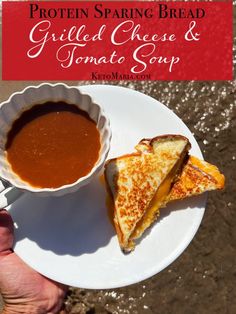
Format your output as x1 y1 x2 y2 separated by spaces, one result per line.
5 102 101 188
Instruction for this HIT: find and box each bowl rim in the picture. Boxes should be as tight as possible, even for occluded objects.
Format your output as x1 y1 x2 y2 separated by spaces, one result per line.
0 82 112 194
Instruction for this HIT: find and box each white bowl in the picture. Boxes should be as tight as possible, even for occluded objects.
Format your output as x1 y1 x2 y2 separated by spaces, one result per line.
0 83 111 197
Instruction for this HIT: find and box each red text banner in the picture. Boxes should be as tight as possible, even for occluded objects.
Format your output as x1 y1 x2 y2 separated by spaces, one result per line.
2 1 233 80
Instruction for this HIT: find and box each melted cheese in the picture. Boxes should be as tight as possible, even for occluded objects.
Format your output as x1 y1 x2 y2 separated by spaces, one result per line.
130 150 188 241
130 174 172 240
189 156 225 188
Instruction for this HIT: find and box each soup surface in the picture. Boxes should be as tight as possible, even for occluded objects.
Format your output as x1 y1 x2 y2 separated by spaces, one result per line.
6 102 101 188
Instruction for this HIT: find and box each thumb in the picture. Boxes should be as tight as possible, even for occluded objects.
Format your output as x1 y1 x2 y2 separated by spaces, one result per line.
0 210 14 255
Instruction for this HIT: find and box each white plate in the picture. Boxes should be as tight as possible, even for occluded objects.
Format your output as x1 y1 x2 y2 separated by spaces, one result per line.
8 85 206 289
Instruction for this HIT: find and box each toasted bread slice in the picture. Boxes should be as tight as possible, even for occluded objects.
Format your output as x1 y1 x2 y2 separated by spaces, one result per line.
105 135 225 253
105 135 190 252
130 155 225 243
167 156 225 202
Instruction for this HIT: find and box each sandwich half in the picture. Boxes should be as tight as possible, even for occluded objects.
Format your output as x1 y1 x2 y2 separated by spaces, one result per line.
105 135 191 252
167 155 225 202
105 135 225 253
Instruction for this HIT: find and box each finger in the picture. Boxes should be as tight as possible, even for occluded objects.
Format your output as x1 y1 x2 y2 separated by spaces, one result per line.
0 209 14 254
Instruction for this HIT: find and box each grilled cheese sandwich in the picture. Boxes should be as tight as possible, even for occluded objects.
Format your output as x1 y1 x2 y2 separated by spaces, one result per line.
105 135 191 252
105 135 225 253
167 155 225 202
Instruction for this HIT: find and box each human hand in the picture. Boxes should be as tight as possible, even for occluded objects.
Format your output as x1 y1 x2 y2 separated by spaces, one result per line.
0 209 68 314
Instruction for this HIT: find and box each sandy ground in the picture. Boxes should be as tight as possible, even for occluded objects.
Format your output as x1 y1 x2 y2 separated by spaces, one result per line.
0 5 236 314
